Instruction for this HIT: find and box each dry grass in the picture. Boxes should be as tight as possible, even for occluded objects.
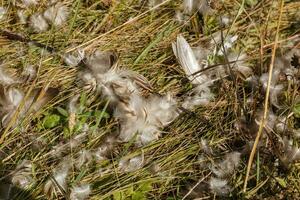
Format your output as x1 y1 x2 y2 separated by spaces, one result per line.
0 0 299 199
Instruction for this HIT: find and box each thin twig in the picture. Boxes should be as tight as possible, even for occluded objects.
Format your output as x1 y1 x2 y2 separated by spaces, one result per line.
182 172 212 200
243 0 285 193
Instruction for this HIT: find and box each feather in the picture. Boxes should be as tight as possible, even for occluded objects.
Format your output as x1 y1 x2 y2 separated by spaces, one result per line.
228 52 253 78
70 184 91 200
0 64 19 85
183 0 195 14
116 93 177 145
211 152 241 178
86 50 115 74
17 10 28 24
18 0 39 7
182 84 214 109
68 94 80 114
209 177 231 196
0 7 6 20
43 3 69 27
21 65 36 81
75 149 93 169
0 87 24 128
44 161 70 197
119 156 143 172
172 35 209 85
30 13 49 32
11 160 34 189
148 0 164 7
79 71 97 91
279 137 300 167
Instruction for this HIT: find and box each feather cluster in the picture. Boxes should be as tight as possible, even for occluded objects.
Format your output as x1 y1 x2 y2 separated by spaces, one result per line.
279 137 300 168
259 49 300 107
44 160 70 198
79 50 178 145
209 152 241 196
11 160 34 189
172 35 214 109
12 1 69 32
119 155 143 172
70 184 91 200
173 34 253 109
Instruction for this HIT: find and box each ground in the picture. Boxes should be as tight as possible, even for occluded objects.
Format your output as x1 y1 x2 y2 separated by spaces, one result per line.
0 0 300 199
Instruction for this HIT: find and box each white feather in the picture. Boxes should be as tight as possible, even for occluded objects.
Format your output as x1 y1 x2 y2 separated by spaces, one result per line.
17 10 28 24
43 3 69 26
119 156 143 172
182 84 214 109
44 162 70 196
173 35 209 85
0 64 18 85
20 0 39 7
75 149 93 169
86 50 114 74
11 160 34 189
22 65 36 81
30 13 49 32
279 137 300 166
70 184 91 200
211 152 241 178
0 7 6 20
209 177 231 196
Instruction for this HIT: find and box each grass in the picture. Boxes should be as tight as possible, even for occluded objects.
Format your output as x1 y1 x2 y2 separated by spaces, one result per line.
0 0 300 199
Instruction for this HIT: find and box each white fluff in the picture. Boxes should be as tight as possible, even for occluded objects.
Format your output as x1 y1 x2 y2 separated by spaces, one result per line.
22 65 36 81
96 70 140 103
119 156 143 172
209 177 231 196
75 149 93 169
211 152 241 178
183 0 212 15
259 70 284 107
20 0 39 7
44 163 69 196
227 52 253 77
70 184 91 200
68 94 80 114
43 3 69 26
30 13 49 32
148 0 164 7
17 10 28 24
79 71 97 91
116 93 178 145
86 50 114 74
11 160 34 189
0 64 18 85
279 137 300 166
0 7 6 20
182 84 214 109
172 35 209 85
211 34 238 56
0 87 24 127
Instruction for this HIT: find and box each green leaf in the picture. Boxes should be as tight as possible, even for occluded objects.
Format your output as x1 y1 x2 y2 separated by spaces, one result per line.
132 192 146 200
275 177 287 188
43 114 61 129
57 107 69 117
113 191 123 200
94 110 110 119
294 104 300 118
138 181 152 192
